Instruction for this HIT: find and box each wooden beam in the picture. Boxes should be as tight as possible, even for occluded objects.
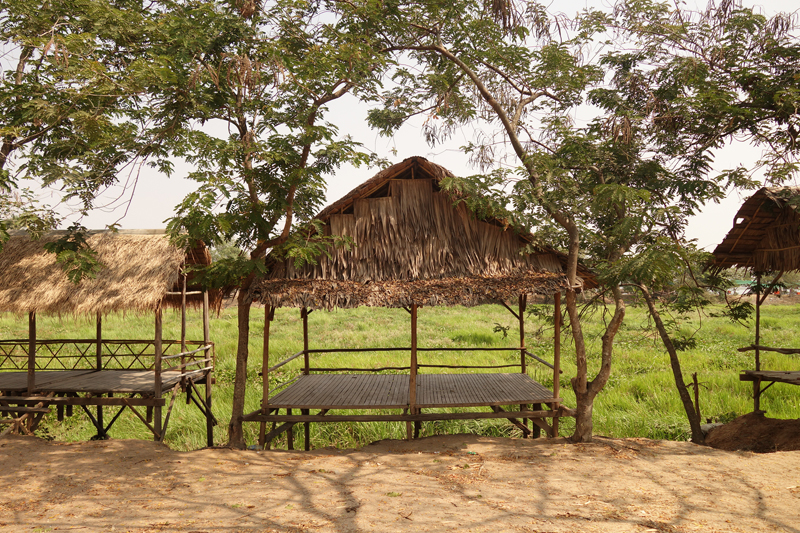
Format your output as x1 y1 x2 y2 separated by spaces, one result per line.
180 271 187 354
243 409 562 424
553 291 562 438
407 303 418 440
302 308 309 375
203 289 213 448
259 305 272 448
491 405 531 436
96 312 103 370
519 294 527 374
154 305 163 441
0 396 165 406
27 312 36 395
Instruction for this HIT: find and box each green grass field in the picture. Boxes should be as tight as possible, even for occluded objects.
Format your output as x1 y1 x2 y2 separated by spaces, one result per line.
3 298 799 450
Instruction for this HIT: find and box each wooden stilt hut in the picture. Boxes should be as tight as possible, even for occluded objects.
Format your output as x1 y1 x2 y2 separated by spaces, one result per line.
0 230 219 444
243 157 596 450
711 187 800 412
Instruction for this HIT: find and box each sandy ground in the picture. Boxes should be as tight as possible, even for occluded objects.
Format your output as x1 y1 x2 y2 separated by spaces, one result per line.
1 434 799 533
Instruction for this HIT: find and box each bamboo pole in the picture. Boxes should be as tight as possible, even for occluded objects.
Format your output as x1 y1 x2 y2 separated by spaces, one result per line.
754 273 762 412
154 305 163 441
553 292 561 438
259 305 273 448
407 304 418 440
203 290 213 447
302 308 309 375
519 294 527 373
180 272 187 376
96 312 103 370
27 312 36 395
519 294 528 437
95 312 104 437
302 307 310 449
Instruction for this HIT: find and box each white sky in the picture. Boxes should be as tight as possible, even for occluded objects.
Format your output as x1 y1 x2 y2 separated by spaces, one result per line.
52 0 798 252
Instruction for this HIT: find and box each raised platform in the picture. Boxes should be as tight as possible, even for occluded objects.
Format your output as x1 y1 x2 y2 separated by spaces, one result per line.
740 370 800 385
267 373 558 410
0 370 187 394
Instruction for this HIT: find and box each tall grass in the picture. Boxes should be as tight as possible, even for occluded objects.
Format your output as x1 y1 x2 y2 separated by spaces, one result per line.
4 298 800 450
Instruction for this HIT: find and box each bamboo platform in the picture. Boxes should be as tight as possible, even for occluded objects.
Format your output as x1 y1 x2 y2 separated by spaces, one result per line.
266 373 557 410
740 370 800 386
0 369 190 394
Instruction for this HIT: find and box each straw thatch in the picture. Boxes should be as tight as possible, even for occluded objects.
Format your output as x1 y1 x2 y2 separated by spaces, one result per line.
252 156 595 310
0 230 220 315
711 187 800 273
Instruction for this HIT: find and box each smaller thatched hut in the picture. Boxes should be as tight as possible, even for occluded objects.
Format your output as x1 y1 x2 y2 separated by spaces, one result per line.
0 230 218 444
711 187 800 273
245 157 595 450
711 187 800 412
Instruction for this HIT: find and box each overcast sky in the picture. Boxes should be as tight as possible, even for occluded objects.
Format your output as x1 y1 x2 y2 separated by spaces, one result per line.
52 0 798 252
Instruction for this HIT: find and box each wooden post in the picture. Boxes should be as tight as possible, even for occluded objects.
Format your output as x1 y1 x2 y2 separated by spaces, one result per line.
259 305 273 448
754 273 761 412
407 304 418 440
96 312 103 370
203 290 213 447
519 294 529 437
302 308 309 375
519 294 527 373
180 271 187 375
27 312 36 395
154 305 163 441
302 307 310 450
286 408 293 450
553 291 561 438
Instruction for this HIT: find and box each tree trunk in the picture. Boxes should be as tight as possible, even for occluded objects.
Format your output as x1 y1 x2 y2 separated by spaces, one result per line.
227 279 254 449
638 284 704 444
570 285 625 443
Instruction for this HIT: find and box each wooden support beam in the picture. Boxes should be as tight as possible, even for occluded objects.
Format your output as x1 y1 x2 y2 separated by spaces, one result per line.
553 291 562 437
154 305 163 441
302 308 310 375
491 405 531 436
204 290 214 445
27 312 36 395
500 301 520 321
755 273 762 412
519 294 527 374
407 303 418 440
0 396 165 406
159 382 182 442
244 409 561 423
96 312 103 370
259 305 272 448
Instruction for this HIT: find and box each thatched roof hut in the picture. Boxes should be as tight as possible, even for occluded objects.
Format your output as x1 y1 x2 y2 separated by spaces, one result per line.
252 156 595 310
711 187 800 273
0 229 220 315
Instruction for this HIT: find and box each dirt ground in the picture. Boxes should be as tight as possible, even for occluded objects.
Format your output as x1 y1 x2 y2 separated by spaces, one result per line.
706 412 800 453
1 434 799 533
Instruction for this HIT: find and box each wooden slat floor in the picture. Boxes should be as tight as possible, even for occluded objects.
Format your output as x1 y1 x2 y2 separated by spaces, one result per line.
268 373 556 410
740 370 800 385
0 370 184 394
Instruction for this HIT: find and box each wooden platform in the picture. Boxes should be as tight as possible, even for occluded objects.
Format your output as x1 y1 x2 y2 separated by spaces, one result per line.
740 370 800 385
0 370 186 394
268 373 558 410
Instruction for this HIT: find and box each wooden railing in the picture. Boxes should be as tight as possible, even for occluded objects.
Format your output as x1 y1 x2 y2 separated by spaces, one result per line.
0 339 214 372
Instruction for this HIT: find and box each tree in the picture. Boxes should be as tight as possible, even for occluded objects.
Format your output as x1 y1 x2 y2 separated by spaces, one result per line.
150 0 385 447
600 0 800 443
358 0 800 442
0 0 170 243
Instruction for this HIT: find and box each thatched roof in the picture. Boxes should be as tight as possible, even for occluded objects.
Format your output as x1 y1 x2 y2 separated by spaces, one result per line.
0 230 220 315
252 156 595 310
711 187 800 273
